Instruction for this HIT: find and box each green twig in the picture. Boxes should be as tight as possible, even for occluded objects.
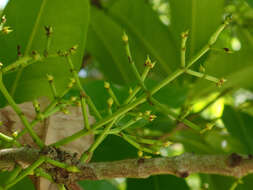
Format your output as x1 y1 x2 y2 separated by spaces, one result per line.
66 55 101 120
120 132 158 154
4 156 46 189
124 56 155 104
16 78 75 139
51 20 228 147
181 31 189 68
5 165 22 185
122 32 146 91
0 73 44 148
47 74 58 98
185 69 223 84
104 82 120 107
150 97 201 131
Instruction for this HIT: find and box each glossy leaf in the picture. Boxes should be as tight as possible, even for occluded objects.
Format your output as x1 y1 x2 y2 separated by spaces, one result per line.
91 135 137 162
194 28 253 95
86 7 133 84
87 0 178 84
0 0 89 104
170 0 225 57
222 105 253 154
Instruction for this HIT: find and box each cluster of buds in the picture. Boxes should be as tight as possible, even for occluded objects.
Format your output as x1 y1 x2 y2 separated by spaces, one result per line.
104 81 110 89
46 74 54 83
107 97 114 108
31 50 41 60
144 110 157 122
216 78 226 87
44 26 53 37
144 56 155 69
67 78 76 89
0 15 12 35
57 45 78 57
122 32 129 44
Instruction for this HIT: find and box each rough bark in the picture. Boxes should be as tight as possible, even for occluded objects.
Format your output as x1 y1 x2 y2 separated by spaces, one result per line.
1 147 253 182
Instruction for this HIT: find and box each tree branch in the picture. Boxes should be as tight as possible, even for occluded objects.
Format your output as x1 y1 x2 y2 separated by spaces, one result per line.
1 147 253 182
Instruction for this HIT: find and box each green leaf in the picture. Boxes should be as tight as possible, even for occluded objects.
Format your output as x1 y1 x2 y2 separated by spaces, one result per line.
87 0 178 84
222 105 253 154
79 180 118 190
0 0 89 104
200 174 253 190
170 130 216 154
127 175 190 190
200 174 234 190
86 7 133 84
91 135 137 162
189 28 253 97
170 0 225 57
109 0 178 73
246 0 253 8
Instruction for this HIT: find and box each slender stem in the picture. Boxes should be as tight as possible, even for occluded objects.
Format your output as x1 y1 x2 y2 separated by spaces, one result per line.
104 82 120 107
150 97 201 131
150 69 184 95
57 184 67 190
46 158 80 172
229 178 242 190
5 165 22 185
124 59 154 105
181 31 189 68
35 168 53 181
80 94 90 130
81 118 118 162
187 19 229 68
120 132 156 154
123 33 146 91
51 21 227 147
16 79 75 139
186 69 220 83
47 75 58 98
0 73 44 148
108 117 142 134
66 56 101 120
0 132 20 147
5 156 45 189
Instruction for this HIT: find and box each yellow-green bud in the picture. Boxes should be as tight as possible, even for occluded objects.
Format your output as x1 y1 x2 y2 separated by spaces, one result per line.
12 131 18 138
71 96 77 102
1 15 6 24
2 26 12 34
145 110 151 116
122 32 128 43
163 141 172 147
47 74 54 82
149 114 157 122
104 82 110 89
137 151 143 157
107 98 114 107
67 166 80 173
129 88 133 95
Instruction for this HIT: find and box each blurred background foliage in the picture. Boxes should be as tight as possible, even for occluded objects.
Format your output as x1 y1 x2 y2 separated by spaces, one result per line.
1 0 253 189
